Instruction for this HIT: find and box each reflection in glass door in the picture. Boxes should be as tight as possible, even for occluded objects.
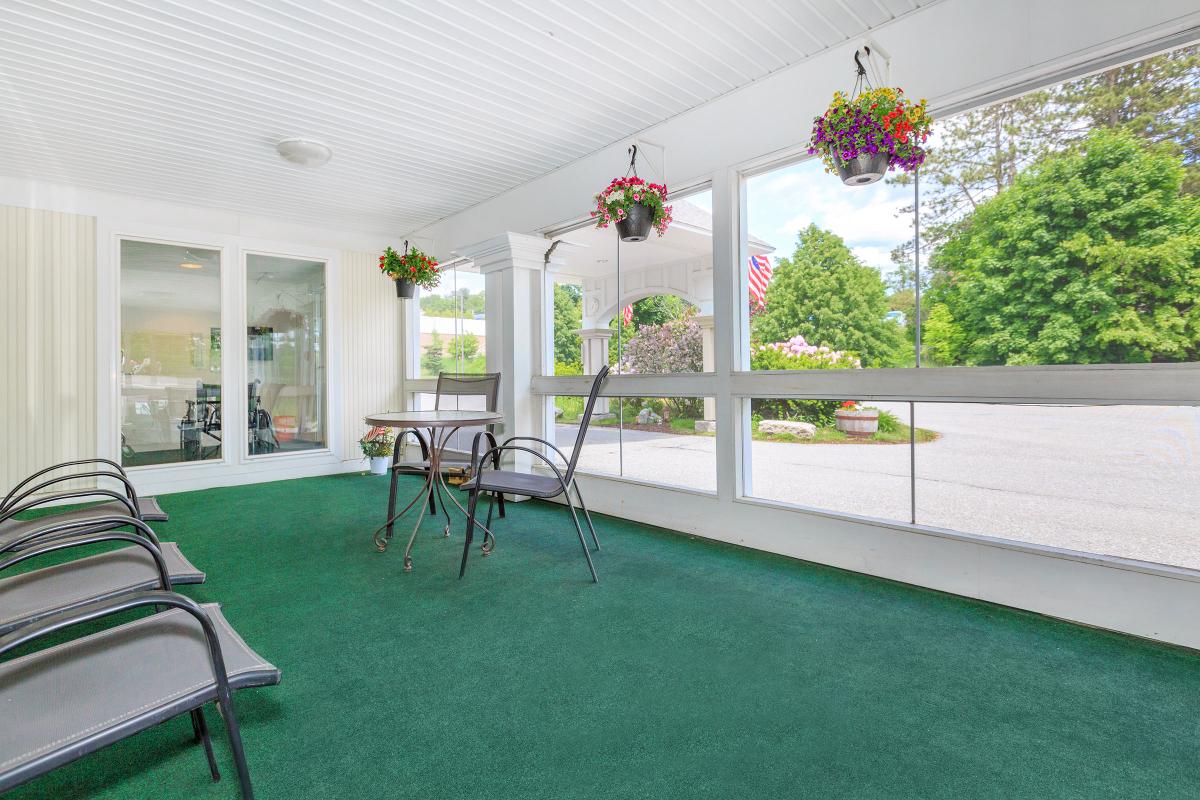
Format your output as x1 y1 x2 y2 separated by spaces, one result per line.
246 254 327 455
119 240 223 467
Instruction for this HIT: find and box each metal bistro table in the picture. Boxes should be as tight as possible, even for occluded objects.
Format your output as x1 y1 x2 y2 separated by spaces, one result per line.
366 410 504 572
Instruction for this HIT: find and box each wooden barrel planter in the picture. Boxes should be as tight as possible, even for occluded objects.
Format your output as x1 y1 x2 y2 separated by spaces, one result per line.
835 408 879 438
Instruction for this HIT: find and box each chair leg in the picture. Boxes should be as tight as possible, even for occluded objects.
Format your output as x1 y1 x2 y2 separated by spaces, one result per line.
428 472 438 515
572 481 600 552
564 493 598 583
214 691 255 800
192 706 220 782
385 465 400 540
459 488 481 579
496 491 506 519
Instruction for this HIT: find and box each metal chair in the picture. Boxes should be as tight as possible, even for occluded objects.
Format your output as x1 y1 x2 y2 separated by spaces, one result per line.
458 366 609 582
0 591 280 798
389 372 505 527
0 459 168 553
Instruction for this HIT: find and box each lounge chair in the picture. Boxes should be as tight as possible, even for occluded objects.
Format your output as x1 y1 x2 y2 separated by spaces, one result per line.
0 591 280 798
458 366 608 582
0 514 204 635
0 459 168 552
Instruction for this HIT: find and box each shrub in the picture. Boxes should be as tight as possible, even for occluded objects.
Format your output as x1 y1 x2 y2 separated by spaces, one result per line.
750 336 859 426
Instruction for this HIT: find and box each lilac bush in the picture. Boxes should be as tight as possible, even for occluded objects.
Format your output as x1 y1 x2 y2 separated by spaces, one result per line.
620 314 703 419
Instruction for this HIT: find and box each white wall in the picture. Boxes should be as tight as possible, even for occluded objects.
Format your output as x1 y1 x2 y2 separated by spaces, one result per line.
0 177 406 496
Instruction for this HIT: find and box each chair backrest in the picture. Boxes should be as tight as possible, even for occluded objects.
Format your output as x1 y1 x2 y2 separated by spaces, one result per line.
434 373 501 417
564 365 610 484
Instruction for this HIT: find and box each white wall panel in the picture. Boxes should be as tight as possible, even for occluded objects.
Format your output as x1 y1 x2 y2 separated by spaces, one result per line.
0 205 96 493
338 250 405 463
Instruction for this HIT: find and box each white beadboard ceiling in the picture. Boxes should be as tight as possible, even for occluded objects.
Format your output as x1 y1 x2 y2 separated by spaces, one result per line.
0 0 932 236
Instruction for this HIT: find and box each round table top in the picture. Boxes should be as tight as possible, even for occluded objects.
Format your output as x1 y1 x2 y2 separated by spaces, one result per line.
364 410 503 428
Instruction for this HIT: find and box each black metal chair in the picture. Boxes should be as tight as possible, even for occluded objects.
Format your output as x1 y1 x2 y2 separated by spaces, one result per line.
458 365 609 583
0 459 169 553
0 591 280 799
390 372 505 523
0 513 205 635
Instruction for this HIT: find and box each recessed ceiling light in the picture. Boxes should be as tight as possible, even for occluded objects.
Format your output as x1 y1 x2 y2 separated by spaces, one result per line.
180 249 203 269
276 138 333 167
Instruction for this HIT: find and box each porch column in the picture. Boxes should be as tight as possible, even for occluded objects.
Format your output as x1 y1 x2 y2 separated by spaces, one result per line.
578 327 612 416
696 314 716 432
454 232 552 473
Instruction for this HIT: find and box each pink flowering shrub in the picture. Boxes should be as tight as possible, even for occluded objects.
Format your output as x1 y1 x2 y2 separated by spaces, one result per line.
750 335 861 426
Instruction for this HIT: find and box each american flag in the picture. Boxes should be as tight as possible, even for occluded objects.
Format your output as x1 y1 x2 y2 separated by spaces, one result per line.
748 255 773 307
622 304 633 326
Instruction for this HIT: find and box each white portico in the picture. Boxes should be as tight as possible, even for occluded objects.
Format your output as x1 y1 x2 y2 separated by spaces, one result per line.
551 199 775 426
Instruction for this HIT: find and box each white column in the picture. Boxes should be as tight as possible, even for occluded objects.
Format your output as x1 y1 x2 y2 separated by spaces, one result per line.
454 232 554 473
696 314 716 432
577 327 613 416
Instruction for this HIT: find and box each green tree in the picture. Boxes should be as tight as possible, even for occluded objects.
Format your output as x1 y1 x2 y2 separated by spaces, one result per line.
459 332 480 360
752 225 906 367
553 283 582 370
925 130 1200 366
421 331 444 375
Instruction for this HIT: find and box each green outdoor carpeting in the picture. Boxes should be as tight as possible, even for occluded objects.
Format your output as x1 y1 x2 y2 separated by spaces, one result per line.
8 473 1200 799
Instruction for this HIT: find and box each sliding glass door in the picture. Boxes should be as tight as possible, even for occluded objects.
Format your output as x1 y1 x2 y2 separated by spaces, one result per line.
245 253 327 456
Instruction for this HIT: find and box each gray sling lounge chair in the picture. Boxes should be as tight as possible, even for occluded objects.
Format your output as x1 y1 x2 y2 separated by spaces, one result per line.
0 514 205 635
0 591 280 798
458 366 608 582
0 459 169 552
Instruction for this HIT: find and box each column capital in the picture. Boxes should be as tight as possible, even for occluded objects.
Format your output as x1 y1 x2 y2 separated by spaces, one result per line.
453 232 558 275
695 314 716 331
577 327 614 341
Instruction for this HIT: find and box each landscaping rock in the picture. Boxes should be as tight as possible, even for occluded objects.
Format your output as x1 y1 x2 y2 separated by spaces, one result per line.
694 420 717 433
554 406 563 418
758 419 816 439
636 408 663 425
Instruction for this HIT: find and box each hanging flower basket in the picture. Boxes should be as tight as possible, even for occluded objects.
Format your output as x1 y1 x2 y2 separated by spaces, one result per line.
593 177 672 242
379 242 440 299
592 145 672 242
808 53 932 186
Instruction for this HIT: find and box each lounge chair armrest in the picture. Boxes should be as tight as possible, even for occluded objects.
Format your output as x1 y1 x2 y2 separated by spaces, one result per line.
0 488 138 526
0 530 172 590
2 459 128 508
2 471 140 516
0 591 236 697
2 512 159 555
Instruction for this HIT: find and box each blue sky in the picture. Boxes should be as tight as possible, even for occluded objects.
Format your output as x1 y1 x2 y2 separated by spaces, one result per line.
746 158 915 280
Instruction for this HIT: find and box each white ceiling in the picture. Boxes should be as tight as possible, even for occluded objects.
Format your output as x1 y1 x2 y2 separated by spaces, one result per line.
0 0 932 236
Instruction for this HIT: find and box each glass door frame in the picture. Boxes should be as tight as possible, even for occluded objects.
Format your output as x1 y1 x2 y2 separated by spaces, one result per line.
239 243 339 463
108 230 238 475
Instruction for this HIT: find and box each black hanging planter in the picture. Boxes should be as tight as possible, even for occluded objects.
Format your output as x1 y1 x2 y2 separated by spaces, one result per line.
831 149 890 186
616 202 654 242
395 278 416 299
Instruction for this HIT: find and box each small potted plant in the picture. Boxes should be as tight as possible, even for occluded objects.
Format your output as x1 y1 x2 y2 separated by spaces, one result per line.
360 426 395 475
834 400 879 438
592 176 672 242
808 86 932 186
379 242 440 298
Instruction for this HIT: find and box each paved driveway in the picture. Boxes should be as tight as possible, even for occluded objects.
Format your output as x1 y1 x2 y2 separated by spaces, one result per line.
558 404 1200 569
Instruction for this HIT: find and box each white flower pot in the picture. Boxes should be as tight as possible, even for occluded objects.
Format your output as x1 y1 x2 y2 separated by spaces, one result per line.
369 456 391 475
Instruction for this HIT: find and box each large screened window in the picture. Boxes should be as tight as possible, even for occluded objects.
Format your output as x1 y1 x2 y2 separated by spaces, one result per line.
119 239 222 467
547 186 717 493
737 42 1200 569
416 266 486 378
246 254 327 455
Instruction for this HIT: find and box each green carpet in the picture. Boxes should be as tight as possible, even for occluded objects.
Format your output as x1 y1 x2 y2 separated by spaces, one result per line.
8 473 1199 799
